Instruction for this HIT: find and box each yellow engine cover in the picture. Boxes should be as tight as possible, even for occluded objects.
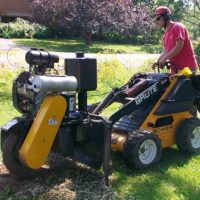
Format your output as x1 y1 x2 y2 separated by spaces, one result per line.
19 95 67 169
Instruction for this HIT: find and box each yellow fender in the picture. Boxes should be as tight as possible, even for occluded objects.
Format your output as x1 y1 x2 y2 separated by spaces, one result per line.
19 95 67 169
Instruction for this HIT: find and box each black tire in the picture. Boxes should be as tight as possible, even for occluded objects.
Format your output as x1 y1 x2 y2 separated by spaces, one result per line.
176 118 200 154
1 134 9 151
123 129 162 169
2 134 35 178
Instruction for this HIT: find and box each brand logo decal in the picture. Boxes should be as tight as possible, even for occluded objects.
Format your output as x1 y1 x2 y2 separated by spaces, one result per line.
48 117 57 125
135 83 158 105
153 124 173 133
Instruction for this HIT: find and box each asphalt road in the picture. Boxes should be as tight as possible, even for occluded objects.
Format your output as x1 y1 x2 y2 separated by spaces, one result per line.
0 38 29 50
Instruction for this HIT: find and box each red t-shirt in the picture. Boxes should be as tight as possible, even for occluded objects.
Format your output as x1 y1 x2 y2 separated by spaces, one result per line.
163 22 198 74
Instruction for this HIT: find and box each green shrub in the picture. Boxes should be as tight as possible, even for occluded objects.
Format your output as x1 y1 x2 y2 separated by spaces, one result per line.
98 60 133 90
132 35 144 44
0 23 9 37
102 31 144 44
0 18 53 39
101 30 162 45
0 18 34 38
103 31 128 43
33 24 54 38
88 59 134 104
194 38 200 66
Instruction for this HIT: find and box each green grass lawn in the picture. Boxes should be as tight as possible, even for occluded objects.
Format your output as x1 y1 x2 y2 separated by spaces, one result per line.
14 38 162 54
112 150 200 200
0 67 21 160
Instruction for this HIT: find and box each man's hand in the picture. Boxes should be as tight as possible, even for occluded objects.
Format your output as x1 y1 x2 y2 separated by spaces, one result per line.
158 57 167 68
151 62 159 70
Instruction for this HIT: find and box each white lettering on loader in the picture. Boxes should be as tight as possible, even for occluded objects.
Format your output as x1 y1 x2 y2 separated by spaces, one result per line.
135 83 158 105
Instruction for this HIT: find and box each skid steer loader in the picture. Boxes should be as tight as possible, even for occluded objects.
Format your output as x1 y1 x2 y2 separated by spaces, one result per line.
91 63 200 169
1 48 200 183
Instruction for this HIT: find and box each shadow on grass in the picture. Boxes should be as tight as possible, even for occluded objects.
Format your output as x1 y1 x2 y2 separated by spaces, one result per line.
111 148 200 199
111 148 192 173
15 39 106 53
15 39 157 54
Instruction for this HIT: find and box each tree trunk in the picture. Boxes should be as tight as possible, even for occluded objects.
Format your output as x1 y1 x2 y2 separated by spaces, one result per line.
82 30 92 45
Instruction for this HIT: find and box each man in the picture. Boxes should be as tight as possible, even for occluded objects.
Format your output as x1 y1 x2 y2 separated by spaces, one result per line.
152 6 198 74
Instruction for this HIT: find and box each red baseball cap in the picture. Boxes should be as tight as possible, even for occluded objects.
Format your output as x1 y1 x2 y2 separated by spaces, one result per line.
155 6 171 16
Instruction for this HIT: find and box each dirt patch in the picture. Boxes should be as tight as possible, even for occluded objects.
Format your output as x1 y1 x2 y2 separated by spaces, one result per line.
0 155 116 200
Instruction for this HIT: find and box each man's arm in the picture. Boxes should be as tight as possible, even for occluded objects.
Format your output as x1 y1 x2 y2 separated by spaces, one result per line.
157 48 166 61
158 39 184 66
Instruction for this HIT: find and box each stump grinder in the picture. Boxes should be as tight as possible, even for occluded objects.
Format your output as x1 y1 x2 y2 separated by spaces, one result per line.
1 48 200 184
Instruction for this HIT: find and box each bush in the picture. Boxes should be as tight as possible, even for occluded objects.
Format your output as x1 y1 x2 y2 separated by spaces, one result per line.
102 31 144 44
0 18 34 38
194 38 200 66
101 30 162 45
98 59 132 91
102 31 128 43
0 18 53 39
88 59 134 104
33 24 54 38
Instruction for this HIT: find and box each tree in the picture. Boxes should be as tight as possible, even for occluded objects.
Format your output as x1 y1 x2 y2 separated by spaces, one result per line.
30 0 200 44
31 0 76 33
182 0 200 39
31 0 155 44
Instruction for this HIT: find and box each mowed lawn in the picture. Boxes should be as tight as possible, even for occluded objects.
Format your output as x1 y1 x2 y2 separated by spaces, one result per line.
14 38 162 54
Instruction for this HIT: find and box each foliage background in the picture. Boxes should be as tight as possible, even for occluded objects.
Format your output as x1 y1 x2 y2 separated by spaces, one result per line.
0 1 199 47
30 0 200 43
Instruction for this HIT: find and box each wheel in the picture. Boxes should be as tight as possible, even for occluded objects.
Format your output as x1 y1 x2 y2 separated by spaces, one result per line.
2 134 34 178
176 118 200 154
123 129 162 169
1 134 9 151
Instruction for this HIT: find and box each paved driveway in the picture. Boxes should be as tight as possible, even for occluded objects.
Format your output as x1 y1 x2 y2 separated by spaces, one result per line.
0 38 14 50
0 38 28 50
